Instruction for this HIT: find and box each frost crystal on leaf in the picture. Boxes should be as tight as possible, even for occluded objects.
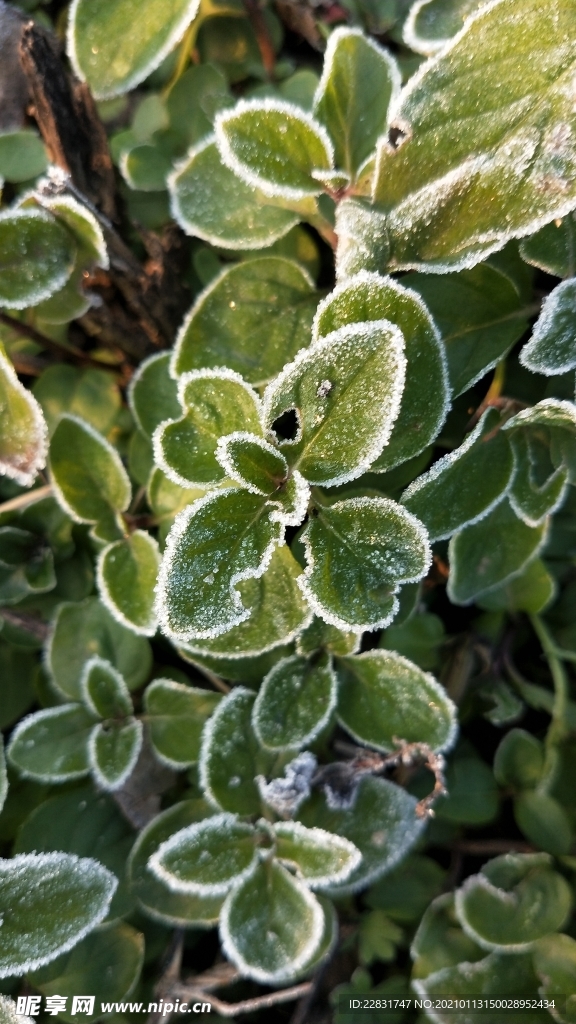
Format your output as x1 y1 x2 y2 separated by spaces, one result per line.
257 751 317 818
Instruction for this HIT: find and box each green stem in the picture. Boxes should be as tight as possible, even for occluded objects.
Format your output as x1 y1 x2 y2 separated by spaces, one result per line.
530 614 570 789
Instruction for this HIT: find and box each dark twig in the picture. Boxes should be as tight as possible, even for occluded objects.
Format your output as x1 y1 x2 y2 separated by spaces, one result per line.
242 0 276 79
0 608 50 641
171 979 312 1018
0 311 118 372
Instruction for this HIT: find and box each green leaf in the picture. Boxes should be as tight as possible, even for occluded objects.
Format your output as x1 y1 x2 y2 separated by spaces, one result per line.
80 657 133 720
8 705 95 783
313 28 400 178
313 272 449 471
166 64 232 150
521 279 576 375
253 652 337 751
402 409 514 540
493 729 545 790
0 525 55 605
380 611 445 670
263 321 406 486
33 365 121 438
404 0 487 56
30 923 144 1022
149 813 257 896
0 131 47 183
336 649 457 753
435 746 499 825
0 737 6 818
89 719 143 791
46 597 152 700
50 415 131 526
144 678 221 768
520 213 576 278
448 499 547 605
455 853 572 952
200 687 264 815
334 198 391 279
121 143 172 191
273 820 361 888
299 776 425 894
172 257 317 386
296 615 360 657
220 860 325 984
414 951 545 1019
216 433 289 496
216 99 333 201
533 933 576 1024
375 0 576 271
0 852 117 977
128 799 224 927
408 263 531 396
0 348 48 487
157 488 282 641
154 370 263 489
300 497 431 631
68 0 201 98
0 210 75 309
97 531 160 637
169 137 298 250
503 399 576 483
128 352 180 439
514 790 573 856
507 431 568 527
366 853 446 923
411 892 485 980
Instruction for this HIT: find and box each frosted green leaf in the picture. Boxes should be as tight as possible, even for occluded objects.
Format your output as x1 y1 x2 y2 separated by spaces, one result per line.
144 679 221 768
216 99 333 201
171 257 317 386
0 852 117 977
157 488 282 642
216 433 288 496
0 131 47 183
97 531 160 637
50 415 131 525
514 790 573 857
67 0 201 98
507 431 568 526
313 28 400 178
493 728 544 790
149 813 257 896
448 499 547 605
154 370 263 489
375 0 576 271
80 657 133 720
314 273 449 471
121 143 172 192
455 853 572 952
299 776 425 894
0 210 75 309
200 687 266 816
402 409 514 540
414 951 545 1017
166 64 231 149
334 198 390 279
220 860 324 984
478 558 556 615
520 214 576 278
408 263 531 396
533 933 576 1024
253 652 337 751
300 497 431 632
411 892 484 980
296 616 360 657
336 649 457 754
30 922 144 1021
46 597 152 700
0 737 6 817
128 352 180 439
37 194 108 270
0 348 48 487
8 705 95 783
521 278 576 375
169 137 298 250
128 800 224 927
179 545 311 661
273 821 361 888
33 365 121 438
505 398 576 480
89 719 143 791
404 0 488 56
263 321 406 487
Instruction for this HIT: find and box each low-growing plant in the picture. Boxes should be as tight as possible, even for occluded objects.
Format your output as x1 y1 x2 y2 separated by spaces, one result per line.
1 0 576 1019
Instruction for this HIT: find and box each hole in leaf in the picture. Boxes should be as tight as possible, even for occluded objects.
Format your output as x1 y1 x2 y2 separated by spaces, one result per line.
388 124 408 150
271 408 299 442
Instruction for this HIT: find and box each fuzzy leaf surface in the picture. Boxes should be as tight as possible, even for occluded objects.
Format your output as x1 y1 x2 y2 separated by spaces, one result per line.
217 434 288 495
89 719 143 791
414 951 546 1017
144 679 221 768
98 531 160 637
200 687 266 815
253 653 337 751
50 415 131 526
0 211 75 309
520 278 576 375
273 821 361 888
520 214 576 278
128 352 180 439
0 348 48 487
8 705 95 783
0 737 6 818
149 814 257 895
80 657 132 720
404 0 487 55
507 431 568 526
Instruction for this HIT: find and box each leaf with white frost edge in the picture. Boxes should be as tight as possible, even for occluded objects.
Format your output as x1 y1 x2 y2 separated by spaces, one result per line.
169 137 298 252
97 530 160 637
220 860 325 985
144 679 221 769
0 852 117 977
403 0 488 57
127 352 180 440
336 649 458 754
413 951 544 1018
253 653 338 752
504 398 576 484
296 616 361 657
153 369 263 490
36 193 109 270
520 278 576 375
7 705 95 783
334 198 390 280
89 719 143 792
401 408 515 541
67 0 201 98
507 431 568 527
80 656 133 720
200 687 267 816
0 347 48 487
299 497 431 632
0 737 6 817
263 321 406 487
49 414 131 526
215 99 334 202
0 209 75 309
313 272 449 472
171 257 318 386
149 814 257 896
216 433 289 496
273 821 362 889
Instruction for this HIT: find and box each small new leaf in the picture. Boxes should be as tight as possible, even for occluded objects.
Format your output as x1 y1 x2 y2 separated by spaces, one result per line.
273 820 362 888
80 657 133 720
97 531 160 637
88 719 143 792
520 278 576 375
0 210 75 309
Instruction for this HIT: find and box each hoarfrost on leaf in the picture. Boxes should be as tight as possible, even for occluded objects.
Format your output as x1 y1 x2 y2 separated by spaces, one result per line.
257 751 317 818
149 814 258 896
520 278 576 375
273 820 362 889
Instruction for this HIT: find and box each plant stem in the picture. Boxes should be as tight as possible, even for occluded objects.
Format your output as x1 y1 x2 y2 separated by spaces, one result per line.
0 484 53 516
530 614 570 789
